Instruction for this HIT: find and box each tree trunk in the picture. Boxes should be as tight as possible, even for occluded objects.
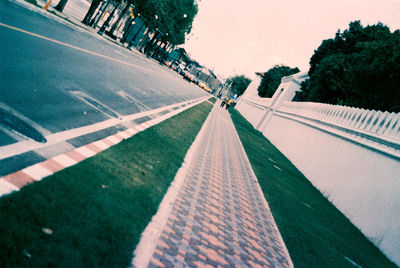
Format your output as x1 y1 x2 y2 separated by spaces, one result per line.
82 0 102 25
126 19 145 47
137 28 150 52
54 0 68 12
160 42 168 62
91 1 109 28
120 16 135 44
98 1 120 35
106 2 130 38
153 41 164 60
144 32 158 55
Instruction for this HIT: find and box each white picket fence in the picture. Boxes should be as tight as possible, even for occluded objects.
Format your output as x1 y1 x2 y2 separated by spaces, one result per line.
278 101 400 141
273 102 400 159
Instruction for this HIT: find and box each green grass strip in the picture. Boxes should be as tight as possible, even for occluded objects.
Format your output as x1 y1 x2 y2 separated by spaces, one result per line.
0 101 213 267
229 109 396 268
208 97 216 103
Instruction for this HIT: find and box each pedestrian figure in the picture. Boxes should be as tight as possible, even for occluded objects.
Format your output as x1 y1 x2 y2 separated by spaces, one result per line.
225 98 233 110
221 96 228 108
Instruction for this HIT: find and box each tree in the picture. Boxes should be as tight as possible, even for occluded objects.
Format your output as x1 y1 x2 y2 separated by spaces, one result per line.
257 65 300 97
133 0 197 46
106 0 135 38
227 75 252 97
297 21 400 112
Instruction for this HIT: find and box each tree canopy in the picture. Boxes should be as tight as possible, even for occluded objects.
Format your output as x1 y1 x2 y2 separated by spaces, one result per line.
227 75 252 97
133 0 197 45
257 65 300 97
296 21 400 112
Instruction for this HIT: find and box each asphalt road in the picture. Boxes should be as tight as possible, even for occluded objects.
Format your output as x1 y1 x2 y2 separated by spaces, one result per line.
0 0 207 147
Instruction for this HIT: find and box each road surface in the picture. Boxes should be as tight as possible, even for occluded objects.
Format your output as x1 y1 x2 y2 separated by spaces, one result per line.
0 0 208 175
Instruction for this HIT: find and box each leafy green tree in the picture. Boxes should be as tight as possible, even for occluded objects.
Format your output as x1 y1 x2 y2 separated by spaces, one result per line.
257 65 300 97
297 21 400 112
134 0 197 45
227 75 252 97
82 0 197 46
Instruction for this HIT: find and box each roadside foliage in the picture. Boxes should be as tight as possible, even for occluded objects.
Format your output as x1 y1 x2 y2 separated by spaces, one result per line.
297 21 400 112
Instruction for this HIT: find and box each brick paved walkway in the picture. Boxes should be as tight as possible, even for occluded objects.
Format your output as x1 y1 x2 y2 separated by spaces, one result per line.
133 103 293 267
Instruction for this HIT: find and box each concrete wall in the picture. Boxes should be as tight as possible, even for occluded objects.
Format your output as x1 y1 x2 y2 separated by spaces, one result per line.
236 73 400 265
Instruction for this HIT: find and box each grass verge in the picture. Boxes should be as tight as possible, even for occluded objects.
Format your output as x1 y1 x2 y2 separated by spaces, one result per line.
229 108 396 268
208 97 216 103
0 101 212 267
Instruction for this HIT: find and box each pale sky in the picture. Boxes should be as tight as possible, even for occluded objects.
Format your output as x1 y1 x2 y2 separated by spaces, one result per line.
184 0 400 79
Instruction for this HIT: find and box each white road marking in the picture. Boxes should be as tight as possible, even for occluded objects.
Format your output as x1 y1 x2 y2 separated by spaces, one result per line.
0 97 207 160
22 164 53 181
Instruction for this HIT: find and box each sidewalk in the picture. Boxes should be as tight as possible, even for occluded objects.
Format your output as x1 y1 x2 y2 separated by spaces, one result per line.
133 102 293 267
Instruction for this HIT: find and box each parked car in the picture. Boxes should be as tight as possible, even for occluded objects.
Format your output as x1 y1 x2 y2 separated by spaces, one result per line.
183 72 194 82
198 82 212 93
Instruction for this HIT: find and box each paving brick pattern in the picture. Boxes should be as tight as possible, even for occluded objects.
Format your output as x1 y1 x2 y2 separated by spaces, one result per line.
147 105 292 267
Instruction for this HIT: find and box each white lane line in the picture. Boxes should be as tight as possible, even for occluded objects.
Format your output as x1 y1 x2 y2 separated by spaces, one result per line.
21 164 53 181
0 96 208 160
75 146 96 158
53 154 78 168
0 97 210 198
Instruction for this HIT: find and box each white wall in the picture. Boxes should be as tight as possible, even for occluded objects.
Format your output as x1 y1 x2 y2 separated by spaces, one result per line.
262 114 400 264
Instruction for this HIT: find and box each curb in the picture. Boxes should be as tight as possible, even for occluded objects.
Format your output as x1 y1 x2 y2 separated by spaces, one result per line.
0 97 209 198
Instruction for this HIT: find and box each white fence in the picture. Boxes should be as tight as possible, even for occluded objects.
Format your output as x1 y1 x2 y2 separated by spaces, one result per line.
275 101 400 159
236 73 400 265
